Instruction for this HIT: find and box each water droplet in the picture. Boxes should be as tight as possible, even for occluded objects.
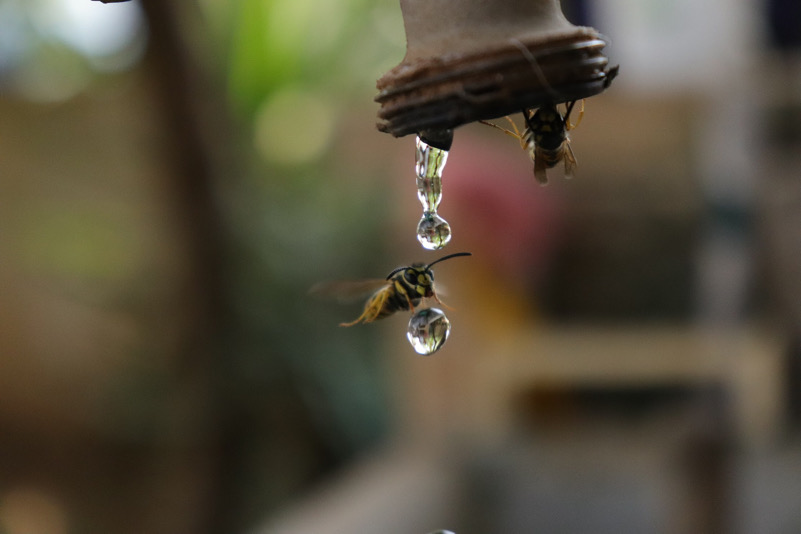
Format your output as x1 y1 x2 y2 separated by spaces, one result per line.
415 136 448 212
407 307 451 355
414 135 453 249
417 212 451 250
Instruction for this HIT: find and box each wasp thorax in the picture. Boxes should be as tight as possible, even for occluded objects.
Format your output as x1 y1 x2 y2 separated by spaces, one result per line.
407 307 451 355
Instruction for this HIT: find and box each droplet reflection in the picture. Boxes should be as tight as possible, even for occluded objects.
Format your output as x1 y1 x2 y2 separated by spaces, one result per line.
417 212 451 250
407 307 451 355
414 136 451 250
415 136 448 212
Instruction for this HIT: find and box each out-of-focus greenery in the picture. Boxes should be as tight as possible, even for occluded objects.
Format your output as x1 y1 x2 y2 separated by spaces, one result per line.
202 1 411 521
207 0 408 443
1 0 412 528
0 0 145 98
222 0 404 114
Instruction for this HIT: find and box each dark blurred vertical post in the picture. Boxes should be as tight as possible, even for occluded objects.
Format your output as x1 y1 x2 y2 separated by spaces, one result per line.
136 1 233 532
682 387 734 534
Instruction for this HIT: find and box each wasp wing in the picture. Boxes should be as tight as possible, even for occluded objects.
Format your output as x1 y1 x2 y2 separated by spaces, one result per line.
563 140 577 179
308 279 390 304
533 153 549 185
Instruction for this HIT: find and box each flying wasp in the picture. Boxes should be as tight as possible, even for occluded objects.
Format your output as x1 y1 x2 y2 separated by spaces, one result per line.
312 252 472 326
480 99 584 185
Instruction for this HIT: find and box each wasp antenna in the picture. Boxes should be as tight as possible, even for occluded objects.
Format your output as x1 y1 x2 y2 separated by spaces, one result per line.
508 38 559 100
521 108 535 130
385 265 407 280
564 100 576 117
426 252 472 269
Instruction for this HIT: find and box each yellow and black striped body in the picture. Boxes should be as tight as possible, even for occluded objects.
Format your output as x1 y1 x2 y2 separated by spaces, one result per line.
339 252 471 327
478 101 582 184
522 101 579 184
525 104 567 159
340 264 434 326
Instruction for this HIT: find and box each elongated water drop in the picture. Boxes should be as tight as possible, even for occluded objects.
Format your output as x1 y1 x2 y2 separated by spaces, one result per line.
417 211 451 250
407 307 451 355
415 136 448 212
414 132 453 250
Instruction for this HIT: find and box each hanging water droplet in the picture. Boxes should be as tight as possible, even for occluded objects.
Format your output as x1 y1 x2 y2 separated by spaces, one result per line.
414 132 453 250
417 211 452 250
407 307 451 355
415 136 448 212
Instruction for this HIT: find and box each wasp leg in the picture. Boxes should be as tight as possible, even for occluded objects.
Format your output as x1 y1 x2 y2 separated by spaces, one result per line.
479 119 522 143
480 115 529 151
563 139 577 179
564 99 585 131
507 115 529 151
339 290 390 327
431 292 456 311
404 291 417 314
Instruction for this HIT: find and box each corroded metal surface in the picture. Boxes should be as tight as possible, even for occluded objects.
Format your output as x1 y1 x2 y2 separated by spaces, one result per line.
376 30 617 137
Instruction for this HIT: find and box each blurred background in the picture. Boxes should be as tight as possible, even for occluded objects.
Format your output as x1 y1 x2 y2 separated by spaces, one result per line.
1 0 800 533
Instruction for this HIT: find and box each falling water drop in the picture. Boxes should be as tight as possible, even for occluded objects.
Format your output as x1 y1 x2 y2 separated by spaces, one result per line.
414 131 453 250
417 211 452 250
407 307 451 355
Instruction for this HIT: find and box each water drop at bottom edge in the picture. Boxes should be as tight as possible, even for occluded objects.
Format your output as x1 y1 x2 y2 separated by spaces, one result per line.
417 212 451 250
407 307 451 355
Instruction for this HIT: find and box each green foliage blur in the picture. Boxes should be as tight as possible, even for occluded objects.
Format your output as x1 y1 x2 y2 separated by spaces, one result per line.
0 0 412 530
210 0 407 444
200 0 412 516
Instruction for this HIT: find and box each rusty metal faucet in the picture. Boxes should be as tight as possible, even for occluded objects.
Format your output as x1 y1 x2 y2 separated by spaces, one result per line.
375 0 617 146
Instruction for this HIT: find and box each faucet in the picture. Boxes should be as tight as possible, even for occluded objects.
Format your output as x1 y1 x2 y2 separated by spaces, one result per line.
375 0 617 147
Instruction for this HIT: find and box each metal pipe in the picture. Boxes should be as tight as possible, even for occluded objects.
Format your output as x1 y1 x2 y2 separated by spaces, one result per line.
376 0 617 138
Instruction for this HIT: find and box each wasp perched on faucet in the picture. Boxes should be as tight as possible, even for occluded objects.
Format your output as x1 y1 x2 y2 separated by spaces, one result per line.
310 252 472 326
481 99 584 185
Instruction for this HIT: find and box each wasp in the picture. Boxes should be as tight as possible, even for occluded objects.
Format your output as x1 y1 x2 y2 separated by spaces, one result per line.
312 252 472 326
481 99 584 184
